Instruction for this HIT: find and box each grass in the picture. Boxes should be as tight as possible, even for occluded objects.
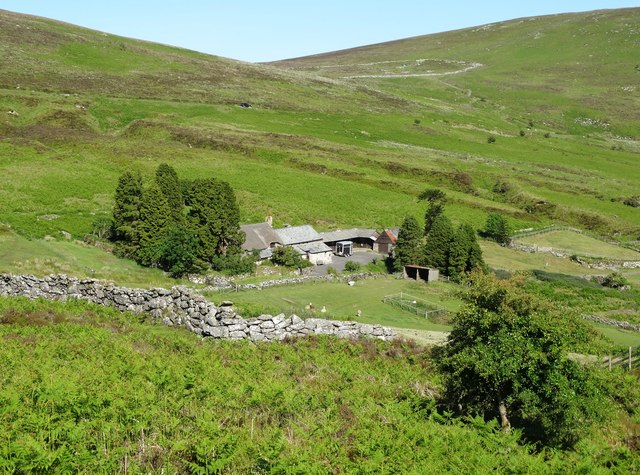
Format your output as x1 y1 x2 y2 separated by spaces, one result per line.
0 229 183 289
515 230 640 260
0 297 638 473
480 241 599 275
207 277 459 332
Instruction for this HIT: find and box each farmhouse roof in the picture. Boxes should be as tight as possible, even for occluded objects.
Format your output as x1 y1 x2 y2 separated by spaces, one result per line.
240 223 282 252
292 241 333 255
379 229 399 244
320 228 379 243
274 225 322 246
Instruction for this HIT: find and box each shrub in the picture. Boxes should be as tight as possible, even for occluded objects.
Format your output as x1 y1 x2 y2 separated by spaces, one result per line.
519 130 526 137
601 272 630 289
344 261 361 273
211 251 257 276
271 246 311 269
326 266 338 276
487 136 496 144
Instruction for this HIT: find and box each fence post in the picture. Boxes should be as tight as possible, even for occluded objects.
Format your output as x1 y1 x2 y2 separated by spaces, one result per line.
608 356 612 371
630 347 633 372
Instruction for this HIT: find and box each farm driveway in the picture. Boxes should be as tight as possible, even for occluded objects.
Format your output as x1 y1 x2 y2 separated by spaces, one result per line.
310 249 382 276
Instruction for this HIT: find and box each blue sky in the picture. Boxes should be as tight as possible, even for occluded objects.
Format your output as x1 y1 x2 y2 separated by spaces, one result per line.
1 1 638 62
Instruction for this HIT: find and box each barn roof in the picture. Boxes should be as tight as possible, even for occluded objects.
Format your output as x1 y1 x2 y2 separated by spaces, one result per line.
274 225 322 245
292 242 333 255
240 223 282 252
320 228 379 243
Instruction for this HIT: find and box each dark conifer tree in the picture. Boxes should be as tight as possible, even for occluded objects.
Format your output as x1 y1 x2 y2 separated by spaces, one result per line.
393 216 423 272
187 178 243 262
423 214 454 272
155 163 183 224
136 183 171 266
419 188 447 236
484 213 511 245
461 223 485 272
448 224 472 281
111 171 143 258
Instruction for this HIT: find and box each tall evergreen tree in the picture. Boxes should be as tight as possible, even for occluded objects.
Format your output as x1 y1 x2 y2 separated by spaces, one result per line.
448 223 485 281
111 171 143 258
448 224 472 281
393 216 423 272
419 188 447 236
484 213 511 245
424 201 445 236
423 214 454 272
155 163 183 224
461 223 485 272
136 183 171 266
187 178 243 262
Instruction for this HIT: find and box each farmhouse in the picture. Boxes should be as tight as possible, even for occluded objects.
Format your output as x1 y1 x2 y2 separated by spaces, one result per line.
374 229 399 254
274 225 333 266
320 228 379 254
240 222 283 260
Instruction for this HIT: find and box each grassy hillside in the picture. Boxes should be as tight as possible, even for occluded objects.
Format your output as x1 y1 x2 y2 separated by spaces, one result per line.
1 8 639 249
1 297 638 473
273 9 640 135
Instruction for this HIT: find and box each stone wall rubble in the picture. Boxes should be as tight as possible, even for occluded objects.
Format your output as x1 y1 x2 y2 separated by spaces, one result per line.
0 274 394 342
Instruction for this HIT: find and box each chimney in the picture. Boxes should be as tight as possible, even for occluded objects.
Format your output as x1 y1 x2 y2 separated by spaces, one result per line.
265 215 273 227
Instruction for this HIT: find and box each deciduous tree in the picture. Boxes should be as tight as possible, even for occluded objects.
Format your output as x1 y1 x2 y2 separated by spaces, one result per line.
434 272 607 447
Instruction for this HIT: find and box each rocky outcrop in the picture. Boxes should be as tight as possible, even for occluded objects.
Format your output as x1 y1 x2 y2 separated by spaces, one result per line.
0 274 394 342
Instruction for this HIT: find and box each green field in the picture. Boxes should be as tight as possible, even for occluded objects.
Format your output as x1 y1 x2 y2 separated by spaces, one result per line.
210 278 459 332
515 230 640 260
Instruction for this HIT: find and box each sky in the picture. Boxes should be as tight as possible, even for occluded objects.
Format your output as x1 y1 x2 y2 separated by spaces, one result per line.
1 1 638 62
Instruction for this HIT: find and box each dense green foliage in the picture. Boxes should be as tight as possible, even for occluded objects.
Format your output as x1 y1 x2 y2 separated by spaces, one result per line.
109 167 245 275
0 297 638 473
423 214 455 272
136 183 171 267
483 213 512 245
435 272 611 448
185 178 244 260
155 163 184 224
111 171 143 258
448 223 485 281
419 188 447 236
270 246 311 269
157 225 199 277
393 216 423 272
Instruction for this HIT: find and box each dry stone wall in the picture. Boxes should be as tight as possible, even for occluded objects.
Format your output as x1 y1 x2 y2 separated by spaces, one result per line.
0 274 394 342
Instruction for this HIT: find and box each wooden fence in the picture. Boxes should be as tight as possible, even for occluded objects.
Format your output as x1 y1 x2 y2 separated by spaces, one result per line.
602 346 640 372
383 292 448 320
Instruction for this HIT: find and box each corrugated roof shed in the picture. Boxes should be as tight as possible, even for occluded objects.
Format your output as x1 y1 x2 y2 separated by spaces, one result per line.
274 225 322 245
